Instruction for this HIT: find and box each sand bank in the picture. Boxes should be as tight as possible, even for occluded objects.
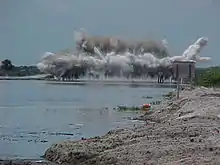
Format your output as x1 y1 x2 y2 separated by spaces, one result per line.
1 87 219 165
43 87 220 165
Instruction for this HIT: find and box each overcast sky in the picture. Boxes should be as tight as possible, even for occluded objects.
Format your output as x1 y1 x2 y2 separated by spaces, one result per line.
0 0 219 66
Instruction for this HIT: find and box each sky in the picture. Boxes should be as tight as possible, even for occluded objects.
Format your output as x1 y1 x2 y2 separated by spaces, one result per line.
0 0 219 66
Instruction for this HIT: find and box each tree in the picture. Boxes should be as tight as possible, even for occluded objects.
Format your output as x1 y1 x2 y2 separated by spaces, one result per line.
195 67 220 87
1 59 14 70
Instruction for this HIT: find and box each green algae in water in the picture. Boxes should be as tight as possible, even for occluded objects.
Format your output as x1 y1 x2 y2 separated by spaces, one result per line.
115 106 153 112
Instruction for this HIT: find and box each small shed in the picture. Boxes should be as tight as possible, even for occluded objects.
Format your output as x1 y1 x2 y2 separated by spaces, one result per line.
172 60 196 83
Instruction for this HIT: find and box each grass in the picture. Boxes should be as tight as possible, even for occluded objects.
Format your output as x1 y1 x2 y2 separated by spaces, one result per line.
195 66 220 87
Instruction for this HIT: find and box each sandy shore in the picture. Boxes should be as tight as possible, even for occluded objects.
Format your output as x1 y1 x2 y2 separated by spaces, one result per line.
41 87 220 165
1 87 220 165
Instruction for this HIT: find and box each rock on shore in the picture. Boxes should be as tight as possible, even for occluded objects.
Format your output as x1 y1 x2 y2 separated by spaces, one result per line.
44 87 220 165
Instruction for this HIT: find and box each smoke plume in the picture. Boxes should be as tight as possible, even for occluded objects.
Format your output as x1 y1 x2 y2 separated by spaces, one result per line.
37 29 211 78
74 28 170 59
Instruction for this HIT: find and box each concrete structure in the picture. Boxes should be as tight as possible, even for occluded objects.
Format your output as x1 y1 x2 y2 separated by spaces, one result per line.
172 60 196 83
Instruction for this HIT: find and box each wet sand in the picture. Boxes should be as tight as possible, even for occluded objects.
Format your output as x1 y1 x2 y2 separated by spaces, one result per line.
2 87 220 164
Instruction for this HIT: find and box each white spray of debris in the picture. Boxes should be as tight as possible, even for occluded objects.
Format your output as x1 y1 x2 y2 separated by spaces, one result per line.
37 30 211 77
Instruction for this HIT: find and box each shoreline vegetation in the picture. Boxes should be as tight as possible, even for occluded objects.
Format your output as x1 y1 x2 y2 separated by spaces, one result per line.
0 60 42 77
1 59 220 87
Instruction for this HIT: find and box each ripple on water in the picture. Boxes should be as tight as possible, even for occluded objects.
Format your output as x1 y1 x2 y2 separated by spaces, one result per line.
0 123 85 145
0 81 173 158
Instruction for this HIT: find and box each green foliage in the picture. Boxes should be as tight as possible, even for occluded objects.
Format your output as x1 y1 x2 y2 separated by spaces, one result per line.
195 67 220 87
1 59 14 70
0 65 41 76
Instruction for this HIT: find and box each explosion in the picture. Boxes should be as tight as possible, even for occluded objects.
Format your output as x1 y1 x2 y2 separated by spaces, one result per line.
37 29 211 80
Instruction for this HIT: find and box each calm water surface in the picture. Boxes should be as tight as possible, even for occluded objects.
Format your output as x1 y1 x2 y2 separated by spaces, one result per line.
0 80 173 159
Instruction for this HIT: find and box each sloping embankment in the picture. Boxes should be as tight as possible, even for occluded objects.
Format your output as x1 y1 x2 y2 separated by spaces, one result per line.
44 87 220 165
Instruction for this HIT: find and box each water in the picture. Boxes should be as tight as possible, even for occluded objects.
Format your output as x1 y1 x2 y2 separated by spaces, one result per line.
0 80 173 159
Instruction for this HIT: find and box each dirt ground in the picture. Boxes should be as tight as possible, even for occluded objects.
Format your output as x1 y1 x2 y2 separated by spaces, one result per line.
43 87 220 165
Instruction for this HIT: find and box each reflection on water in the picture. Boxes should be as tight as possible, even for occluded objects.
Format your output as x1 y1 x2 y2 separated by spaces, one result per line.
0 80 173 159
